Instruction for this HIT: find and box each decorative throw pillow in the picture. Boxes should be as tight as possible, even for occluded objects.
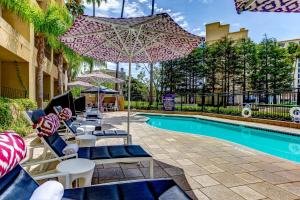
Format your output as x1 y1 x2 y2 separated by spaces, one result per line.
0 131 26 178
37 113 60 137
58 107 72 121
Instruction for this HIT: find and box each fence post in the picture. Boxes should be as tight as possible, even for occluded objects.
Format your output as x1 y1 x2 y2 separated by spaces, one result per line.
297 88 300 105
180 95 183 111
217 93 220 113
201 93 204 112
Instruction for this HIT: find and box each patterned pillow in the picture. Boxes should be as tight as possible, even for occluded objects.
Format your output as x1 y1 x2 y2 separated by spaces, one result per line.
37 113 60 137
0 131 26 178
58 108 72 121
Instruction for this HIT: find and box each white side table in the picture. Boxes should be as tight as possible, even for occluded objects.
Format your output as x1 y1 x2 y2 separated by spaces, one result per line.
76 134 97 147
79 125 96 132
57 158 95 189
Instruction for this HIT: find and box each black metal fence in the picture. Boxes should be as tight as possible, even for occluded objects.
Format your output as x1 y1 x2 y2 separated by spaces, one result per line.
0 87 27 99
126 89 300 122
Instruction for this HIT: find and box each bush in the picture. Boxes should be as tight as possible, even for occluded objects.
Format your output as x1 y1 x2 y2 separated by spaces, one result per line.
0 98 37 136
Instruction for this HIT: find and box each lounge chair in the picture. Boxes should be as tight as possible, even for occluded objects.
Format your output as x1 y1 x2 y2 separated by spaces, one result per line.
53 106 132 144
1 164 191 200
26 110 153 179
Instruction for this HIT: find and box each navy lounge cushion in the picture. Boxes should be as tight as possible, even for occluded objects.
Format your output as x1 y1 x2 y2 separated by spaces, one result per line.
44 132 149 159
0 165 38 200
93 130 128 136
63 179 190 200
30 109 47 124
43 132 67 157
77 145 150 160
0 166 190 200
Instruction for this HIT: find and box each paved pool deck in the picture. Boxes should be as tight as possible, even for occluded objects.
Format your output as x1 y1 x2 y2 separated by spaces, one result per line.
26 112 300 200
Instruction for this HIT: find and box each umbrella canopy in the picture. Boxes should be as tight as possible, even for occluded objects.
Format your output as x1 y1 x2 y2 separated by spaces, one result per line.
60 13 202 134
67 81 95 88
82 87 119 94
235 0 300 14
60 13 203 63
77 71 125 84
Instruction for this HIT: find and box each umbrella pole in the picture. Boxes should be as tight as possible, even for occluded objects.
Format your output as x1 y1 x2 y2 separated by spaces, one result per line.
98 86 100 112
127 60 132 134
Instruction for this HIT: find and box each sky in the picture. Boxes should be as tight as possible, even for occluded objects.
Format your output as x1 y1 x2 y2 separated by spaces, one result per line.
83 0 300 77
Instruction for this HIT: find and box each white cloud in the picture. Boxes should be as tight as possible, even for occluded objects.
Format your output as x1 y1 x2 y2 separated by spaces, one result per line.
83 0 145 17
83 0 191 31
200 0 214 4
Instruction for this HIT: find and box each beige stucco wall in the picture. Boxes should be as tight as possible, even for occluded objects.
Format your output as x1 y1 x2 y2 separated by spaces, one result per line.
0 2 66 101
1 62 29 94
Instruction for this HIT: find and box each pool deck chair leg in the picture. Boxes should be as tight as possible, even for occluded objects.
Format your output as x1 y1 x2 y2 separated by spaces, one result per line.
127 134 132 145
150 159 154 178
39 147 48 171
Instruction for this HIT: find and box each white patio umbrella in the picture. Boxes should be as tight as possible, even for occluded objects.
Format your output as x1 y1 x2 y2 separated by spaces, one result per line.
235 0 300 14
67 81 95 88
60 13 203 134
76 72 124 111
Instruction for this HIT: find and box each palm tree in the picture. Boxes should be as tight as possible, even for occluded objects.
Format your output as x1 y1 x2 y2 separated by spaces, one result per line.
33 4 71 107
86 0 107 17
66 0 85 17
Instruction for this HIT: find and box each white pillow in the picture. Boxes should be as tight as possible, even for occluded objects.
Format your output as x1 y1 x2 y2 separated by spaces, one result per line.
30 181 64 200
159 186 190 200
62 143 79 155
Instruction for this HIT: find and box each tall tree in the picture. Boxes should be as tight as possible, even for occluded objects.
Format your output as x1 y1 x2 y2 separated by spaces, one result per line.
236 38 257 101
66 0 84 17
33 3 71 107
86 0 107 17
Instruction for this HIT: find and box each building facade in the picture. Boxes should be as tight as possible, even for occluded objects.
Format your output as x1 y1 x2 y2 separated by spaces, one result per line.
205 22 248 44
0 0 68 101
279 38 300 89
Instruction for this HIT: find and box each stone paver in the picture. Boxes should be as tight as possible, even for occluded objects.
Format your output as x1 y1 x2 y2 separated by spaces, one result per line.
25 112 300 200
230 186 265 200
193 175 220 187
248 182 298 200
201 185 244 200
210 172 248 187
277 182 300 197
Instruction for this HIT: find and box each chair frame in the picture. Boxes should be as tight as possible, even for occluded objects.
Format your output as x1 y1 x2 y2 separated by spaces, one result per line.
40 136 154 178
53 106 132 145
22 111 153 178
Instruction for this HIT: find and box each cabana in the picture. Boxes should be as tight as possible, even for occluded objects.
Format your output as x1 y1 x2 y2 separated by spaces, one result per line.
81 87 123 111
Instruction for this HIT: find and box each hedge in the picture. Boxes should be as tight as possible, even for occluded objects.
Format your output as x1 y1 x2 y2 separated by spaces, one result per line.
0 97 37 136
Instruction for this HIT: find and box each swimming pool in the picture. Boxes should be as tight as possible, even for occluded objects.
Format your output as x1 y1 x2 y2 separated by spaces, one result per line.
142 114 300 163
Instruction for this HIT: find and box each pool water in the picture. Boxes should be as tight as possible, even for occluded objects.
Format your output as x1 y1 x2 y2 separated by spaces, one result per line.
143 114 300 163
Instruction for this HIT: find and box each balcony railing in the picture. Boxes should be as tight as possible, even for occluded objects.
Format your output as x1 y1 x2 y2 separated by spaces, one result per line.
0 87 27 99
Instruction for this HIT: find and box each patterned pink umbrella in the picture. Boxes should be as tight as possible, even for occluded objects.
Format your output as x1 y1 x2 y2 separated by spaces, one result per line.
235 0 300 14
60 13 203 133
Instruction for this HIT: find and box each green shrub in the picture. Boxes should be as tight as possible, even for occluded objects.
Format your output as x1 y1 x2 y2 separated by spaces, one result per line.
0 97 37 136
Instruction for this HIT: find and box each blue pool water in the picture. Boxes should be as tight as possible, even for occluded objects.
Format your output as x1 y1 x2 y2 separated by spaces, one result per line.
143 114 300 163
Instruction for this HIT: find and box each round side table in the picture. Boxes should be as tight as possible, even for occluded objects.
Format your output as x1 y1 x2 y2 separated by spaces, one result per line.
57 158 95 188
76 134 97 147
